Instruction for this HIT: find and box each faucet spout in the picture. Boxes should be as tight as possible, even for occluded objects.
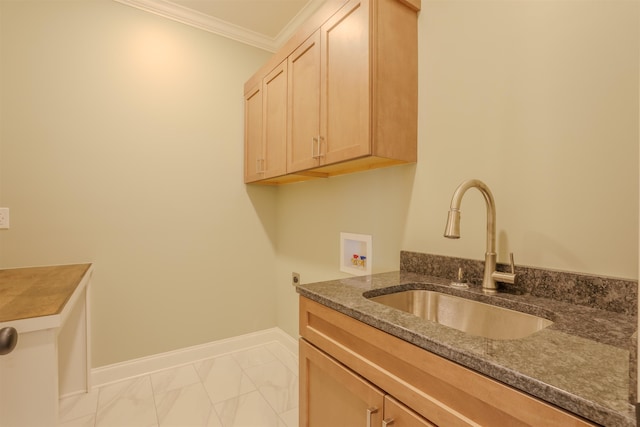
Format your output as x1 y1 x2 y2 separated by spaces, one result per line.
444 179 500 294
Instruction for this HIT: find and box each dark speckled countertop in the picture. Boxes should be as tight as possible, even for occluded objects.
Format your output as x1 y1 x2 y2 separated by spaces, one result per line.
297 254 637 427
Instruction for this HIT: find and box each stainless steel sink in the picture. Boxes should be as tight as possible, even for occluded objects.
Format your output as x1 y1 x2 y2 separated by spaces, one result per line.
368 290 553 340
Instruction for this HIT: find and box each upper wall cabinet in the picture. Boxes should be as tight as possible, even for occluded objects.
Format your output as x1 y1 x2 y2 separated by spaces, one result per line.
288 30 322 173
244 81 263 183
244 0 420 185
244 60 288 182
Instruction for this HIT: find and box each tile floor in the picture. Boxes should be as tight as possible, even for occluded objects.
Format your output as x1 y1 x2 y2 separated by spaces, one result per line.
59 341 299 427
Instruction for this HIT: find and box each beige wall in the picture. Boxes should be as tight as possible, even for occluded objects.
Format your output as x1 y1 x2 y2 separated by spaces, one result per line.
275 0 639 336
0 0 276 367
1 0 638 366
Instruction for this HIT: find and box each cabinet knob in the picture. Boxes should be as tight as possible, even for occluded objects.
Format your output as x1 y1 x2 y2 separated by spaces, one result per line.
0 327 18 355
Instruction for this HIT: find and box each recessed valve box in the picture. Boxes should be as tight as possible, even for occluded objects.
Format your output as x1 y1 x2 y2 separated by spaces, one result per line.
340 232 372 276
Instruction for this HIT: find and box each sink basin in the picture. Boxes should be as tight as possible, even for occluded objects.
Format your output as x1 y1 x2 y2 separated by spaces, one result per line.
368 290 553 340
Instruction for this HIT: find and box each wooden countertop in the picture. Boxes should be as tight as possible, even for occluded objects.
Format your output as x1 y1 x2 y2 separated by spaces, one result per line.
0 264 92 323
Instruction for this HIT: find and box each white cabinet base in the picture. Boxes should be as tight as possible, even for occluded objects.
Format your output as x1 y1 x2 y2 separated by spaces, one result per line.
0 265 92 427
1 328 59 426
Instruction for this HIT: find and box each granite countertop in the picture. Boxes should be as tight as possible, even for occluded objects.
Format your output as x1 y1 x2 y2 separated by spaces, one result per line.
0 264 92 323
297 270 637 427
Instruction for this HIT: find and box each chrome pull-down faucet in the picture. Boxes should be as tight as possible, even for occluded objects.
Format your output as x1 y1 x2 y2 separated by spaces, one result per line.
444 179 516 294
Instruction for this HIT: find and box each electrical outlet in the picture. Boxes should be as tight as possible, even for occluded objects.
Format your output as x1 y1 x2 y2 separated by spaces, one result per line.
0 208 9 229
292 272 300 286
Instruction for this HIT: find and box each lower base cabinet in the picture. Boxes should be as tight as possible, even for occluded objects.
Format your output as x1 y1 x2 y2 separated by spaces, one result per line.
300 339 434 426
299 296 596 427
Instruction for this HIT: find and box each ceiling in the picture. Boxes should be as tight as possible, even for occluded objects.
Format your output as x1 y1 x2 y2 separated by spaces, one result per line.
115 0 327 52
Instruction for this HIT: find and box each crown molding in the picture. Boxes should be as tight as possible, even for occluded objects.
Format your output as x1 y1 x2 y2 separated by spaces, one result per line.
272 0 326 47
114 0 325 53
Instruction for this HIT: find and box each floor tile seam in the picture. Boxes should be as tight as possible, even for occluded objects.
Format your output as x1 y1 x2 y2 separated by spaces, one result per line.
242 363 261 396
93 378 110 419
250 373 298 418
58 411 98 427
149 375 162 427
238 347 299 376
162 364 228 423
231 350 278 371
153 386 220 427
192 350 262 383
58 392 100 425
209 389 272 427
277 412 293 427
93 369 160 391
234 340 298 367
196 361 251 418
61 382 293 427
279 359 299 378
234 360 275 373
95 374 151 408
91 342 289 392
238 346 300 417
148 358 218 385
90 392 99 427
114 349 254 388
214 388 286 426
59 345 294 426
241 364 298 399
264 343 300 377
149 362 204 397
214 387 266 407
265 340 299 361
240 359 300 388
257 388 293 418
206 400 224 427
151 376 215 411
94 374 158 427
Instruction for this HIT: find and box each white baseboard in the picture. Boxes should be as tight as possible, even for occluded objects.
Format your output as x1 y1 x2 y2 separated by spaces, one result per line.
91 327 298 389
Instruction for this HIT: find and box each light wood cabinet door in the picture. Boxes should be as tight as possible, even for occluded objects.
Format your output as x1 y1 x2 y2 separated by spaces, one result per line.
383 396 437 427
300 339 384 427
244 82 263 183
287 31 322 173
261 60 288 179
244 61 288 183
289 0 371 173
320 0 371 165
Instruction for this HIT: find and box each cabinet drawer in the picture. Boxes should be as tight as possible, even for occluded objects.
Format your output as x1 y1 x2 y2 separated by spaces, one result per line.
384 395 437 427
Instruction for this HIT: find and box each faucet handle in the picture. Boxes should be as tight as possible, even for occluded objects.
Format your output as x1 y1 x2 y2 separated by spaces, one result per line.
492 253 517 285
